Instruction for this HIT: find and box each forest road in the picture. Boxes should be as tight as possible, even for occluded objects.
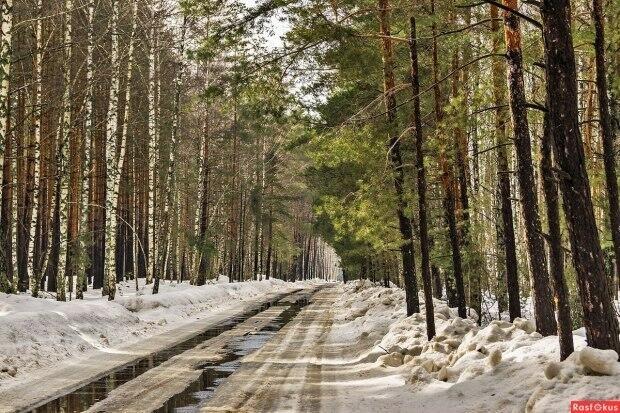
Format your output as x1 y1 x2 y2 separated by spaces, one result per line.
199 287 343 413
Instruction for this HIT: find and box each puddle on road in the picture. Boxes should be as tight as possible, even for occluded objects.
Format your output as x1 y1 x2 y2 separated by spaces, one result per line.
156 298 308 413
29 292 309 413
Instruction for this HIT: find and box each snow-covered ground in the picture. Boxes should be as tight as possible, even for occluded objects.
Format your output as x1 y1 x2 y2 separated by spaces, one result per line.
1 278 618 412
0 277 317 389
326 280 620 413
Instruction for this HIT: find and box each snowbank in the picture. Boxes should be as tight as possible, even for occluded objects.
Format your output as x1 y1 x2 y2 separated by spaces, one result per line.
327 280 620 413
0 278 312 387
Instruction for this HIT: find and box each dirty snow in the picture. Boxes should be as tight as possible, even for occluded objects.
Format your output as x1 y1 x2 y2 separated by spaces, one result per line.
325 280 620 413
0 277 316 388
1 277 618 411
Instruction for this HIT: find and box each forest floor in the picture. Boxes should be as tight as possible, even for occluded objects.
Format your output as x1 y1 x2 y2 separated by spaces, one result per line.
201 282 620 413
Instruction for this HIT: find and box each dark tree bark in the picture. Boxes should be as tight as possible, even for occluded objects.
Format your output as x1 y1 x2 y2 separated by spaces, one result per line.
491 4 520 321
16 86 29 292
0 87 13 292
378 0 419 316
89 2 111 292
502 0 556 335
540 98 574 360
592 0 620 297
540 0 620 352
432 264 442 299
409 16 435 339
65 1 88 298
265 210 273 280
49 142 63 300
197 112 211 286
431 0 466 318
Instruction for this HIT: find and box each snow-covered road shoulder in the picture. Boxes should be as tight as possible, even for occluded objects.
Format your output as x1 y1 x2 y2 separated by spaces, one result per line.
326 280 620 413
0 278 318 389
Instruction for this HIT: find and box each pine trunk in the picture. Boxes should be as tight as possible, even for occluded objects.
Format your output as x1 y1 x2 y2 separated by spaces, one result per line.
541 0 620 352
431 0 466 318
409 16 435 338
502 0 556 335
540 97 574 360
491 5 520 321
378 0 419 316
592 0 620 299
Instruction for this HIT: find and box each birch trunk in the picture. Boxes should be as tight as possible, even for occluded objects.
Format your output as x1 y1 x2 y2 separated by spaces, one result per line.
28 0 43 295
105 0 137 300
77 0 94 299
154 15 186 294
0 0 13 292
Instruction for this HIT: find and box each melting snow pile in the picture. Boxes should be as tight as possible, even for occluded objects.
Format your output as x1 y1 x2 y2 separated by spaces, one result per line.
330 280 620 413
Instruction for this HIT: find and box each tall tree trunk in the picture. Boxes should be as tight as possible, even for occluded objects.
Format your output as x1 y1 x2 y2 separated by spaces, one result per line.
197 109 211 286
377 0 419 316
592 0 620 299
65 68 82 301
105 0 137 299
65 0 87 299
50 140 64 301
491 4 520 321
540 96 574 360
409 16 435 338
155 16 186 294
79 0 94 298
265 209 273 280
27 0 43 295
0 0 13 292
89 0 111 292
16 86 27 292
147 0 162 285
541 0 620 352
49 0 74 302
502 0 556 335
431 0 466 318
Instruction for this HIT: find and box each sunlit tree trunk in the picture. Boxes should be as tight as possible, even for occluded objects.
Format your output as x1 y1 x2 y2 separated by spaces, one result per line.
490 4 520 321
502 0 556 335
431 0 466 318
377 0 419 316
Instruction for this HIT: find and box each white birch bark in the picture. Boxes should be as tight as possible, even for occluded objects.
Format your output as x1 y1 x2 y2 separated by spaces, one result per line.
81 0 95 231
101 0 119 296
105 0 137 298
28 0 43 292
0 0 12 169
56 0 73 301
155 14 186 292
147 0 161 284
0 0 12 290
